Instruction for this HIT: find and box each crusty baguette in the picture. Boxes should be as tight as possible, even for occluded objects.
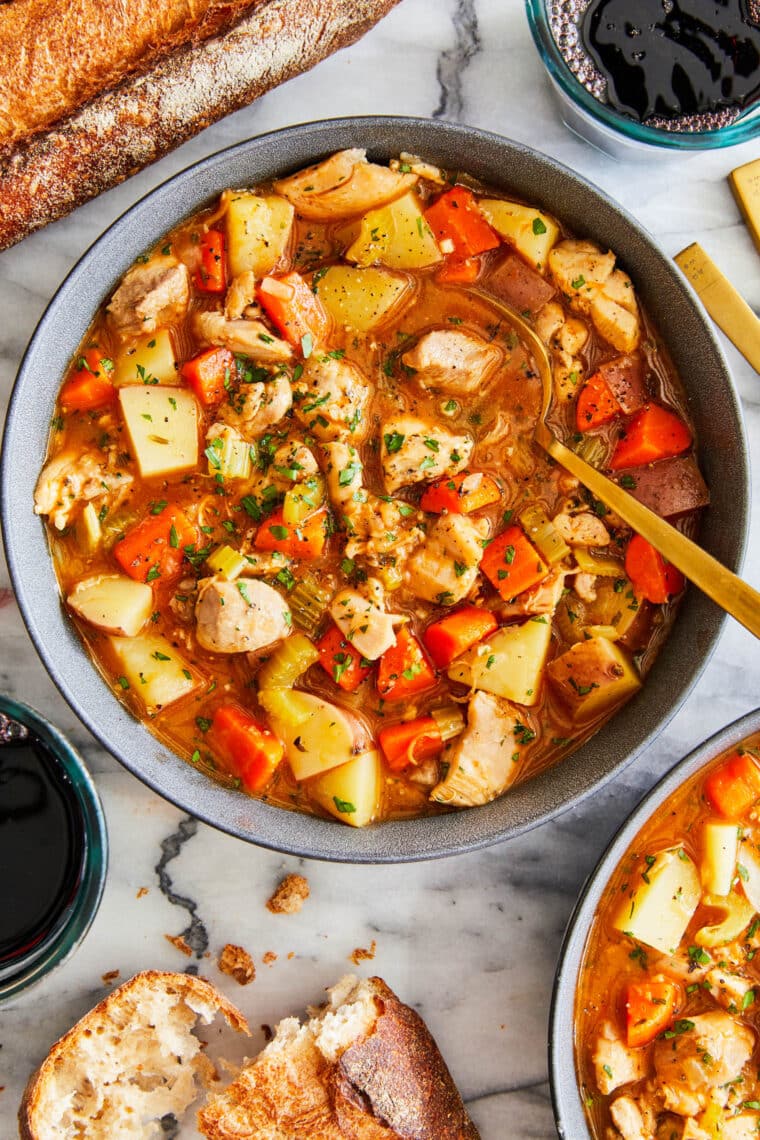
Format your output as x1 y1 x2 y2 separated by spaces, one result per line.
0 1 265 152
18 970 249 1140
0 0 401 253
198 975 480 1139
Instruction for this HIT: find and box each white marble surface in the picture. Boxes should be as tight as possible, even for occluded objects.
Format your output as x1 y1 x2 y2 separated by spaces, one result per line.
1 1 759 1136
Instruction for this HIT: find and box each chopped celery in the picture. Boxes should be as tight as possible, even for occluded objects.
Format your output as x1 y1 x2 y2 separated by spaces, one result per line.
289 576 333 636
573 547 625 577
257 632 319 690
79 503 102 552
206 428 252 480
283 476 325 525
376 564 403 591
206 544 247 581
572 434 608 469
518 503 570 565
430 705 466 742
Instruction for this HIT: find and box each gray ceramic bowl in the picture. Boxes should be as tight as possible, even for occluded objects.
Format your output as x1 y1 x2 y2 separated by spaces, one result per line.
1 117 749 862
549 706 760 1138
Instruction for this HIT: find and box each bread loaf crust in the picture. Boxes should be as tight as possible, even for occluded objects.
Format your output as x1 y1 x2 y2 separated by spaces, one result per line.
0 0 265 150
0 0 401 253
18 970 249 1140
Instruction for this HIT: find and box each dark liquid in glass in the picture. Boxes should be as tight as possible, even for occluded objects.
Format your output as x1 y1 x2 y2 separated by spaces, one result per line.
0 730 86 963
582 0 760 123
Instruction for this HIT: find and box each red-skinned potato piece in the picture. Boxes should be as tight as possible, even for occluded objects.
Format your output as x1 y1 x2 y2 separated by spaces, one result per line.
485 252 556 316
598 353 648 414
613 455 709 518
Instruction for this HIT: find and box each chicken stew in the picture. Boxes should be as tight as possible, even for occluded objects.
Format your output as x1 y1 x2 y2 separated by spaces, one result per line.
34 148 708 827
576 733 760 1139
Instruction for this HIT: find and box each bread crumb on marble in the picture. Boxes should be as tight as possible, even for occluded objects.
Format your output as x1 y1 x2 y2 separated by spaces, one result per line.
165 933 192 957
349 939 377 965
218 943 256 986
266 873 310 915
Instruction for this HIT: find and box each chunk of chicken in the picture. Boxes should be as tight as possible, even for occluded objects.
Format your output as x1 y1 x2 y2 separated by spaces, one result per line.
553 511 611 547
653 1012 754 1117
431 692 527 807
406 514 485 604
34 450 133 531
107 255 190 339
329 587 403 661
224 271 258 321
292 356 371 441
723 1114 760 1139
704 966 754 1011
195 577 290 654
322 441 365 512
219 374 292 439
272 440 319 480
401 329 502 394
274 148 417 220
572 571 598 603
610 1095 657 1140
593 1020 652 1096
549 239 641 353
381 416 472 494
535 299 589 404
193 309 292 362
499 569 566 619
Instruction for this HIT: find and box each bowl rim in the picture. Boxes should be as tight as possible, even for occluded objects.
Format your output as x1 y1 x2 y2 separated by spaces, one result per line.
1 114 749 862
524 0 760 151
548 705 760 1138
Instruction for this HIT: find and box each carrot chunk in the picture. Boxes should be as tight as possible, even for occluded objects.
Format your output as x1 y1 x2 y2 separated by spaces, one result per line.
436 256 481 285
378 716 442 772
481 525 549 601
704 749 760 818
60 348 116 412
377 627 437 702
624 980 679 1048
209 703 284 793
181 347 235 407
254 507 327 560
316 622 374 692
258 272 330 351
420 471 502 515
576 370 622 432
194 230 227 294
610 404 692 470
424 187 501 260
423 607 498 668
114 504 197 585
624 534 685 605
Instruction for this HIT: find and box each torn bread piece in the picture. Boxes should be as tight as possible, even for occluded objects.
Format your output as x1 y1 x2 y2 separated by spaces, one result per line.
19 971 249 1140
198 975 480 1139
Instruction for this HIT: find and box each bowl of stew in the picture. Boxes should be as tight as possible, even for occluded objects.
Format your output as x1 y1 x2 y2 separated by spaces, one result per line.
551 708 760 1138
1 117 748 861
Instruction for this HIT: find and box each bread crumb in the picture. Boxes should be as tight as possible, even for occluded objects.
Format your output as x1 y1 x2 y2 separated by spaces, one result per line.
287 951 295 960
266 873 310 915
101 969 120 985
165 933 192 957
349 940 377 965
136 887 149 899
218 943 256 986
262 951 278 966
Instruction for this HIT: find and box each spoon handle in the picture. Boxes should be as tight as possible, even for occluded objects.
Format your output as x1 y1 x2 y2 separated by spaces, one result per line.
544 435 760 639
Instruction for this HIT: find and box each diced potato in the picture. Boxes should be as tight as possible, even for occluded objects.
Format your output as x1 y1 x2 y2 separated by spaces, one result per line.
79 503 102 553
701 821 739 897
478 199 559 271
447 618 552 707
108 634 200 712
258 689 356 781
611 848 701 954
114 329 178 387
694 890 756 948
547 636 641 721
736 835 760 913
225 192 294 278
310 749 382 828
345 191 442 270
119 386 198 479
68 575 154 637
313 266 413 332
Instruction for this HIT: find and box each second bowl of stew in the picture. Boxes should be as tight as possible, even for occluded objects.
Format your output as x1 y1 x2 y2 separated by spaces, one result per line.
551 707 760 1139
1 117 748 861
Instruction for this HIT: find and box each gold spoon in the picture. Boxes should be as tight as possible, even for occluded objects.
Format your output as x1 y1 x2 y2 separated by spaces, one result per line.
476 292 760 640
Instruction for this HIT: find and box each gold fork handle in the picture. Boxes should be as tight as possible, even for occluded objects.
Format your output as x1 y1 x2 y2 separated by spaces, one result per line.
544 435 760 639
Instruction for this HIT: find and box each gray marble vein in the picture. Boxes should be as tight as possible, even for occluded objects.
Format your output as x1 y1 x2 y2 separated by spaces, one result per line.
2 1 760 1137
